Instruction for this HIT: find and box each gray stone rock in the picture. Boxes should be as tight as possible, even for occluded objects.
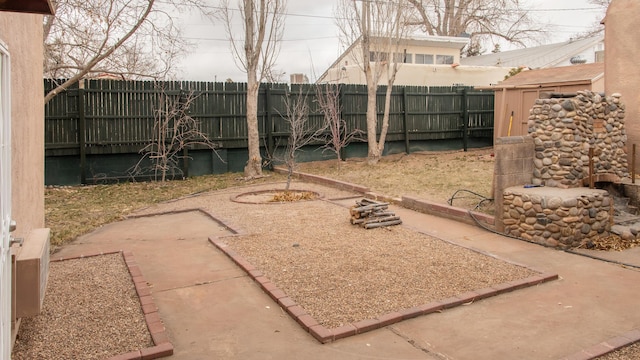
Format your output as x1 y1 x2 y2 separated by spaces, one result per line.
581 224 591 234
545 197 563 209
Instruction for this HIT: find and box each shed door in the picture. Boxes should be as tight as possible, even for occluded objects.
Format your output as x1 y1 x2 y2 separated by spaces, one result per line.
521 90 539 135
521 88 556 136
0 43 11 359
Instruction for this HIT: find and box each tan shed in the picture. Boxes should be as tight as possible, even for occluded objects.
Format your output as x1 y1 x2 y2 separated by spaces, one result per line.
491 63 604 142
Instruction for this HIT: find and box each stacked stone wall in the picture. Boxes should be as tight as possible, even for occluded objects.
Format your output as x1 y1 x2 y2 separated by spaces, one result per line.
528 91 629 188
502 187 612 248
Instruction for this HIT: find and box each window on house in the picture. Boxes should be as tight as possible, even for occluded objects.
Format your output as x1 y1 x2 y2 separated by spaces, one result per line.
393 52 412 63
404 53 413 63
436 55 454 64
415 53 434 64
369 51 389 62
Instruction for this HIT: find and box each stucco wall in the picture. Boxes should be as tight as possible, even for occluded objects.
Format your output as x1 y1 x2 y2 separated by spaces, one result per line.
0 12 45 239
605 0 640 173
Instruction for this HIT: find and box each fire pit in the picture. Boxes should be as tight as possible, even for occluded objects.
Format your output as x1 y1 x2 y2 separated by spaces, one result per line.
498 90 637 248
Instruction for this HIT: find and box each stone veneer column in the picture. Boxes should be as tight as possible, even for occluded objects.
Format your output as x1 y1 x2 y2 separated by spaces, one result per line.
528 91 628 187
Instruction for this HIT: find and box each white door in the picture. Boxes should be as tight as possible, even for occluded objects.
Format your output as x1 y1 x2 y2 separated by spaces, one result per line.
0 42 11 359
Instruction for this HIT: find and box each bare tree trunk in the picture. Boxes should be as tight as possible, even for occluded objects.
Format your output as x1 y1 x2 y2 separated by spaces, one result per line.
245 79 262 177
366 80 381 165
361 0 381 165
219 0 285 178
338 0 406 166
377 83 393 157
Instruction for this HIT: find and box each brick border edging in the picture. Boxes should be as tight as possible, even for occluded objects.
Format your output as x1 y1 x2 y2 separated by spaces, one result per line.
209 236 558 344
52 251 173 360
273 167 370 194
559 329 640 360
273 167 495 228
127 208 244 235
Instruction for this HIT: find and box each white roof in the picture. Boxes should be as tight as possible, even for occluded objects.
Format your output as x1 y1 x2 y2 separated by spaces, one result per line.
460 35 603 69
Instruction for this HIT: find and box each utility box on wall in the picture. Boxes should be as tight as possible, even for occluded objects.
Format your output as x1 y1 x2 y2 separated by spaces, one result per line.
15 228 50 318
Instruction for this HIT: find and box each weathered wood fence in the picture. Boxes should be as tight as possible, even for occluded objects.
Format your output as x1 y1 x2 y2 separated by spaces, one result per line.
44 79 495 184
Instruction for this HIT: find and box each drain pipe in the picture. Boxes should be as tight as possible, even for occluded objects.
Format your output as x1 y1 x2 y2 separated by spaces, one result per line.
467 210 640 271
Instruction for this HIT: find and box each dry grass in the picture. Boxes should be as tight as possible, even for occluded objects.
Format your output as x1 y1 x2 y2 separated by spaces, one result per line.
270 190 319 202
297 148 495 212
45 173 285 248
577 234 640 251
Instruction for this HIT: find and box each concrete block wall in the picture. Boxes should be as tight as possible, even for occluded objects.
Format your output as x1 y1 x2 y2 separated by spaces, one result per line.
493 136 535 231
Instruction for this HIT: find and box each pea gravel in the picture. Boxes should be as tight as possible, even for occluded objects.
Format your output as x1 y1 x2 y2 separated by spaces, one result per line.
12 253 153 360
596 342 640 359
217 196 537 328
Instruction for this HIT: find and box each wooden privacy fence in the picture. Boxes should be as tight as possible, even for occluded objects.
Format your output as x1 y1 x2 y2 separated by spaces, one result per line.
44 79 494 183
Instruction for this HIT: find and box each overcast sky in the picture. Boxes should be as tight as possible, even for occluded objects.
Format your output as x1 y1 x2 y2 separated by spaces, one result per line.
176 0 605 82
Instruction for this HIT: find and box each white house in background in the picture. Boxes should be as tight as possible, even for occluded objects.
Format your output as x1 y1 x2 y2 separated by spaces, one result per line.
461 35 605 69
316 35 511 87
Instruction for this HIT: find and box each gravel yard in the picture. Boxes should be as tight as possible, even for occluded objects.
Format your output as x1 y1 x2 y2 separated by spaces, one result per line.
598 342 640 360
216 195 537 328
12 253 152 360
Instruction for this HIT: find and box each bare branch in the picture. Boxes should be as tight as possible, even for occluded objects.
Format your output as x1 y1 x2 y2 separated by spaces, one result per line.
44 0 210 103
131 85 221 182
406 0 548 49
271 86 324 189
315 83 363 167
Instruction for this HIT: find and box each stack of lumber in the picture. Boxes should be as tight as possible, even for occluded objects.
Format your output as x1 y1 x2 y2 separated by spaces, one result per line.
349 199 402 229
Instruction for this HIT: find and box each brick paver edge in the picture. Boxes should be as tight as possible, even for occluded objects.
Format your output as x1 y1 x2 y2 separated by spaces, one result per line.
209 236 558 344
558 328 640 360
51 251 173 360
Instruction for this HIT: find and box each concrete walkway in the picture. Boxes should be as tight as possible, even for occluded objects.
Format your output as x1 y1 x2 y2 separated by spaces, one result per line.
52 184 640 360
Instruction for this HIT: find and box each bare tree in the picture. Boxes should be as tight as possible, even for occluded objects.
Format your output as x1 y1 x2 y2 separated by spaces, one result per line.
272 87 323 190
315 83 363 167
406 0 546 50
573 0 610 39
336 0 409 165
132 87 219 182
218 0 287 178
590 0 611 7
44 0 207 103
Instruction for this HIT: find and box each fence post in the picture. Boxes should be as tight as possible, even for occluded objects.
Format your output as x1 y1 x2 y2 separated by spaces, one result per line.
402 87 410 154
78 80 87 184
265 83 274 162
338 84 347 161
180 90 189 178
460 87 469 152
